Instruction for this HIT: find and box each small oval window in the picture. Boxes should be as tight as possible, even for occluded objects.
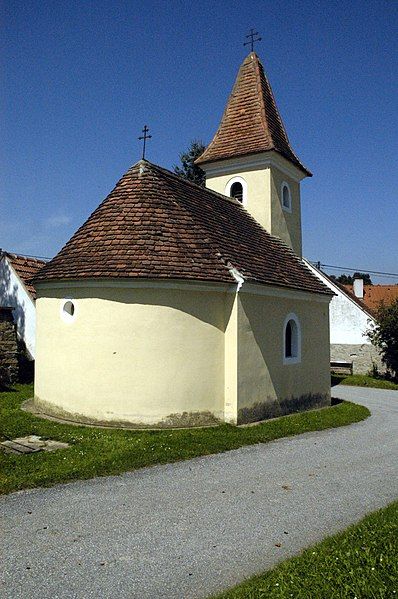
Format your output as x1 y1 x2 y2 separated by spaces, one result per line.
61 300 76 322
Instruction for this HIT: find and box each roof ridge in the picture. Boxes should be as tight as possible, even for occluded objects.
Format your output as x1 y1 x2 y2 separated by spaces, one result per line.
153 162 328 290
143 160 246 207
252 54 273 147
3 251 48 264
255 56 303 167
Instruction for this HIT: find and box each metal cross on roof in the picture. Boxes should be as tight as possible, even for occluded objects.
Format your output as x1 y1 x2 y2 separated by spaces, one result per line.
244 28 262 53
138 125 152 160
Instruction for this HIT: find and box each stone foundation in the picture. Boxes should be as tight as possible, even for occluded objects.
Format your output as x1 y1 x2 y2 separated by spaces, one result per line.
0 307 18 384
330 343 384 375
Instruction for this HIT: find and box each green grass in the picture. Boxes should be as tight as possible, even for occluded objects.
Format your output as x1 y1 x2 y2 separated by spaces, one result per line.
212 501 398 599
0 385 369 495
332 373 398 390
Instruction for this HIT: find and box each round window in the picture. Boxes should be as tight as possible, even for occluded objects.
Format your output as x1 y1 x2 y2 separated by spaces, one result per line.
61 300 76 322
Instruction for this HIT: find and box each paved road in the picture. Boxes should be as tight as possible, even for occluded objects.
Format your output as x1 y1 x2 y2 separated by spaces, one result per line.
1 386 398 599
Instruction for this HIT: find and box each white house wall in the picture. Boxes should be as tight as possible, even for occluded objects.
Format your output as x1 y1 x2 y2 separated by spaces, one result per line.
0 258 36 359
303 260 384 374
304 260 373 344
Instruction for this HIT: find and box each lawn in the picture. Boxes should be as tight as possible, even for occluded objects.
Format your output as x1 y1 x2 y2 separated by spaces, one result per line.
0 384 369 495
331 373 398 390
212 501 398 599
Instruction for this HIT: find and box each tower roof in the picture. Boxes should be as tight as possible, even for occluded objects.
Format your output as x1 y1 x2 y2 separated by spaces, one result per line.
196 53 311 175
34 160 328 296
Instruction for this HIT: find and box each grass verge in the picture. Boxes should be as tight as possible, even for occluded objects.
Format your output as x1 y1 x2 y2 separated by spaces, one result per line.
332 373 398 390
212 501 398 599
0 385 369 495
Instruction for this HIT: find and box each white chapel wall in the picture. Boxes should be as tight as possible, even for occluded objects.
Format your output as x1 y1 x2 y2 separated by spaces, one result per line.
0 257 36 359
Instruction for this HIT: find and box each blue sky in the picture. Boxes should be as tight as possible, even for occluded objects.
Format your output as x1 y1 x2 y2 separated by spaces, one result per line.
2 0 397 282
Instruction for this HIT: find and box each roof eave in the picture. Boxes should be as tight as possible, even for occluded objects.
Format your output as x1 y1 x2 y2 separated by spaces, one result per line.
196 148 312 177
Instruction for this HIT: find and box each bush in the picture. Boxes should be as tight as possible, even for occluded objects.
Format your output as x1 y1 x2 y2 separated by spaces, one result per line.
367 299 398 380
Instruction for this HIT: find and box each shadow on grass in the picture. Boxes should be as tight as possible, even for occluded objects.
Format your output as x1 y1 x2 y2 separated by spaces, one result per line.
331 374 345 387
331 397 343 406
0 385 17 393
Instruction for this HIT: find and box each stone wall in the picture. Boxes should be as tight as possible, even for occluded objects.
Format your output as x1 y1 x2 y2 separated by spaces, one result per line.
0 308 19 384
330 343 384 375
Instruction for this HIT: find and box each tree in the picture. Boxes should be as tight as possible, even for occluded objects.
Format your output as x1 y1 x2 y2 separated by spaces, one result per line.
367 298 398 380
174 140 206 187
331 272 373 285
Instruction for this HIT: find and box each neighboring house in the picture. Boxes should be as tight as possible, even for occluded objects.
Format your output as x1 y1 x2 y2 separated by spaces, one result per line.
343 283 398 312
0 307 19 383
304 261 382 374
0 251 47 359
32 51 333 428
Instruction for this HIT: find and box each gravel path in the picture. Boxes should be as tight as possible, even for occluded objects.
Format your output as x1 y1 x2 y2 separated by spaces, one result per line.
1 386 397 599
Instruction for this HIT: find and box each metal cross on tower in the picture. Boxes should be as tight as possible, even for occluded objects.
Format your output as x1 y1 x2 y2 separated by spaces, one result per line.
244 28 262 52
138 125 152 160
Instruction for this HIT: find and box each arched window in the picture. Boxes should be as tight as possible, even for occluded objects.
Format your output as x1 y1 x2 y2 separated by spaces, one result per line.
230 182 243 203
225 177 247 206
281 182 292 212
285 320 293 357
283 313 301 364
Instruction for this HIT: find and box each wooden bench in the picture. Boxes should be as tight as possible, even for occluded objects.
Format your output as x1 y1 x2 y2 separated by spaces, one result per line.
330 360 353 376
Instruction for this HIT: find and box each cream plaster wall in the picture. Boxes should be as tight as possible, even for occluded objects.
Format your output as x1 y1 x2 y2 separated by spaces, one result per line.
34 284 228 426
206 168 272 234
235 291 331 421
223 293 238 424
270 169 302 255
204 153 303 255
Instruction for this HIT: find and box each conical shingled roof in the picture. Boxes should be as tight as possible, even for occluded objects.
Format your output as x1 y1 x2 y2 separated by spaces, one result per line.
196 53 311 176
34 160 328 295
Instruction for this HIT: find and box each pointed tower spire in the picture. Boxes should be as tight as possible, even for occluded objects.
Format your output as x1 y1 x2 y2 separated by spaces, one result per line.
196 52 310 176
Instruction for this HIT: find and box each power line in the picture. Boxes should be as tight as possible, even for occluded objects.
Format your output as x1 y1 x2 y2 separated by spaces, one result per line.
311 261 398 279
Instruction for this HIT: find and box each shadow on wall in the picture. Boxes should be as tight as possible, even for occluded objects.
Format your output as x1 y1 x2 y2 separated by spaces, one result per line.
42 285 235 333
236 293 330 424
0 255 33 381
0 256 26 342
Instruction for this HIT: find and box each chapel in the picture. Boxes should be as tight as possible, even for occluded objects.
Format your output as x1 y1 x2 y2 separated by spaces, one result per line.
33 51 333 428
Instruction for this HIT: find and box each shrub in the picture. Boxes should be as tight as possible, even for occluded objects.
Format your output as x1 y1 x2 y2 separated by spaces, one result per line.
367 299 398 380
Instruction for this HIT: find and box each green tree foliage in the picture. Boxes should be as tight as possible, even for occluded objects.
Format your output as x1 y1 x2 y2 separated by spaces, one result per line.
174 140 206 187
367 299 398 379
331 272 373 285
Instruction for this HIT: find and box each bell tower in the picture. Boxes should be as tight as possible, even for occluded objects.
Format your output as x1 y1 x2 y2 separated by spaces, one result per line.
195 52 311 257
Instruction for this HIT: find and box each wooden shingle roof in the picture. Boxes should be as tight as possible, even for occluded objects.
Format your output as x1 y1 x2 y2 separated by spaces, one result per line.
33 160 330 295
196 52 311 176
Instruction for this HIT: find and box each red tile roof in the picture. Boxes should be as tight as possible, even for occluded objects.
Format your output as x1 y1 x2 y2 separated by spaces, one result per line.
5 253 47 299
34 160 330 296
344 284 398 312
329 279 375 318
195 52 311 175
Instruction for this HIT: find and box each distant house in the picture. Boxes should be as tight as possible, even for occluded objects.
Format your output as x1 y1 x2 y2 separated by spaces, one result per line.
304 261 382 374
343 283 398 312
0 251 47 359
